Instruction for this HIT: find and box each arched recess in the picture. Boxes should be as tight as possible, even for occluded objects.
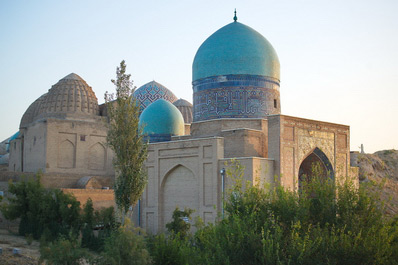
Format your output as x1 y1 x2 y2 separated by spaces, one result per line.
58 139 75 168
160 165 198 228
88 142 106 170
298 147 334 190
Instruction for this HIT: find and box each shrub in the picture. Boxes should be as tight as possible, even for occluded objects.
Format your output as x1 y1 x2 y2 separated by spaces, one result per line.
0 174 81 240
100 225 151 265
147 233 198 265
40 237 92 265
165 207 194 239
191 164 398 264
81 199 119 252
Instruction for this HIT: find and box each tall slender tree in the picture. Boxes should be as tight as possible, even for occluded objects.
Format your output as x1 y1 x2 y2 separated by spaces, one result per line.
105 60 148 223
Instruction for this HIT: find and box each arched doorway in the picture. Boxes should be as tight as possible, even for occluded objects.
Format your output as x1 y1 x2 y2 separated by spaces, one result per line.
298 147 334 190
160 165 198 228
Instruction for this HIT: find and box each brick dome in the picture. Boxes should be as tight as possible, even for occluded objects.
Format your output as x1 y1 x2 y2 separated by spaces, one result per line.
35 73 99 120
173 98 193 124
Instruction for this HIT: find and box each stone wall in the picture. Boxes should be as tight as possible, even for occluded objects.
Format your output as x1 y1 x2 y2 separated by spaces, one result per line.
45 118 113 176
191 118 267 137
268 114 357 191
219 157 275 189
23 121 47 172
141 137 224 234
62 189 115 209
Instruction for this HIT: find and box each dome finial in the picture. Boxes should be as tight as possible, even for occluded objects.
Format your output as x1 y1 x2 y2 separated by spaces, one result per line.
233 9 237 22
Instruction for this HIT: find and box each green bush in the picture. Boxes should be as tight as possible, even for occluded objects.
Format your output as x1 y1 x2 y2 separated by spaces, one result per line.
165 207 194 239
81 198 119 252
100 225 151 265
40 236 92 265
191 166 398 264
0 174 81 240
144 161 398 264
147 233 198 265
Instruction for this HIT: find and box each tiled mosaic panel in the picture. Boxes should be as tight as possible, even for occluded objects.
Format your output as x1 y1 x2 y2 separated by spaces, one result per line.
192 75 280 121
133 82 178 112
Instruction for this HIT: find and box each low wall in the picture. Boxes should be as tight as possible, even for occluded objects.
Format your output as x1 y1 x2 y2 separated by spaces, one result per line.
62 188 115 209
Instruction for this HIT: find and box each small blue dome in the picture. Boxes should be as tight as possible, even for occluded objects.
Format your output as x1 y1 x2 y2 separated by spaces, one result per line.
133 81 178 112
6 131 20 152
139 99 184 141
193 22 280 81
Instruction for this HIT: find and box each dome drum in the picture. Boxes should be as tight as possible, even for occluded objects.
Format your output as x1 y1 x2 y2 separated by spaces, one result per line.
143 134 173 143
193 74 281 122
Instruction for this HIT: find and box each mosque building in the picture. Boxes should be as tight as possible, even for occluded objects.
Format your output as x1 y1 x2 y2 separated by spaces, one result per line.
6 14 358 233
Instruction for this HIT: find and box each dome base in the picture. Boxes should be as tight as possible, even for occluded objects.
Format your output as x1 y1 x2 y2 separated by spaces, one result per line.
193 74 280 122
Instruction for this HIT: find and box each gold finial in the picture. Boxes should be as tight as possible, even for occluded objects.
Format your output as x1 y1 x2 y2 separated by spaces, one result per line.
233 9 237 22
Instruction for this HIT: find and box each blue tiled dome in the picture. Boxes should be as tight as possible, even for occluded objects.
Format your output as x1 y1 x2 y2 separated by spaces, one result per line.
139 99 184 142
133 81 178 112
193 21 280 82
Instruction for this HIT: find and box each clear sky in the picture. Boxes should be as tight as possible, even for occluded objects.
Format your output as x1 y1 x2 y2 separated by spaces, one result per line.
0 0 397 153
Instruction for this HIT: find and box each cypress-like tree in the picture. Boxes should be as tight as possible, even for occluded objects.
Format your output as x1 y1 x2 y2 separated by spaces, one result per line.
105 60 148 224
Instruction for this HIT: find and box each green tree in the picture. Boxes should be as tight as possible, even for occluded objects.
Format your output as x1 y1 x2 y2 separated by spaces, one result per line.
0 174 81 240
105 60 148 224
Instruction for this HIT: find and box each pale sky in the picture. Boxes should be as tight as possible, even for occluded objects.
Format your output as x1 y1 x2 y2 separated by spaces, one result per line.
0 0 397 153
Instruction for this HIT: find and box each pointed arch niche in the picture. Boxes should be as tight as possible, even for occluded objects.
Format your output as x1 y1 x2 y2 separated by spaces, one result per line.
160 165 198 227
88 142 106 170
298 147 334 190
58 139 75 168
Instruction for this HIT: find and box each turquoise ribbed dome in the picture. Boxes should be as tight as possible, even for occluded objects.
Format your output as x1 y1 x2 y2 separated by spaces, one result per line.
193 21 280 81
139 99 184 136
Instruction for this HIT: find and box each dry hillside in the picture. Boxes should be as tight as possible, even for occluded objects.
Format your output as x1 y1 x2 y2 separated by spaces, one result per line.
352 149 398 216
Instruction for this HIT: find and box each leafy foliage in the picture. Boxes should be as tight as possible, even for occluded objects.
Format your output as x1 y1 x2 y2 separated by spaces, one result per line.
146 233 197 265
165 207 194 239
40 236 92 265
105 60 148 221
81 199 119 251
147 163 398 264
0 174 80 240
100 224 151 265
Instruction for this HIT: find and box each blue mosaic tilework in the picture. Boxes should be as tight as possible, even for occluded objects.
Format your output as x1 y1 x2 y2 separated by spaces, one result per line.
133 81 178 112
193 74 280 92
143 134 172 143
193 74 280 121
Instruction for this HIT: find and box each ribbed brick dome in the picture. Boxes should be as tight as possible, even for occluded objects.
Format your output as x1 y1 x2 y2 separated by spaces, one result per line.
21 73 99 125
173 98 193 124
36 73 99 118
20 93 47 128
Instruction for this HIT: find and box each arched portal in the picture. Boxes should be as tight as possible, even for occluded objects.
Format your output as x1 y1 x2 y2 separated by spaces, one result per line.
298 147 334 190
160 165 198 228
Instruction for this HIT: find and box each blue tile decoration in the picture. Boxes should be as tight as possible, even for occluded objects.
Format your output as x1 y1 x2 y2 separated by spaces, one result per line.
193 74 280 121
133 81 178 112
143 134 172 143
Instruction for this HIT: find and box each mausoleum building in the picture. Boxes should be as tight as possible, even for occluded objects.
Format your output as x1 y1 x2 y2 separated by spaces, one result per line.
7 16 358 234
